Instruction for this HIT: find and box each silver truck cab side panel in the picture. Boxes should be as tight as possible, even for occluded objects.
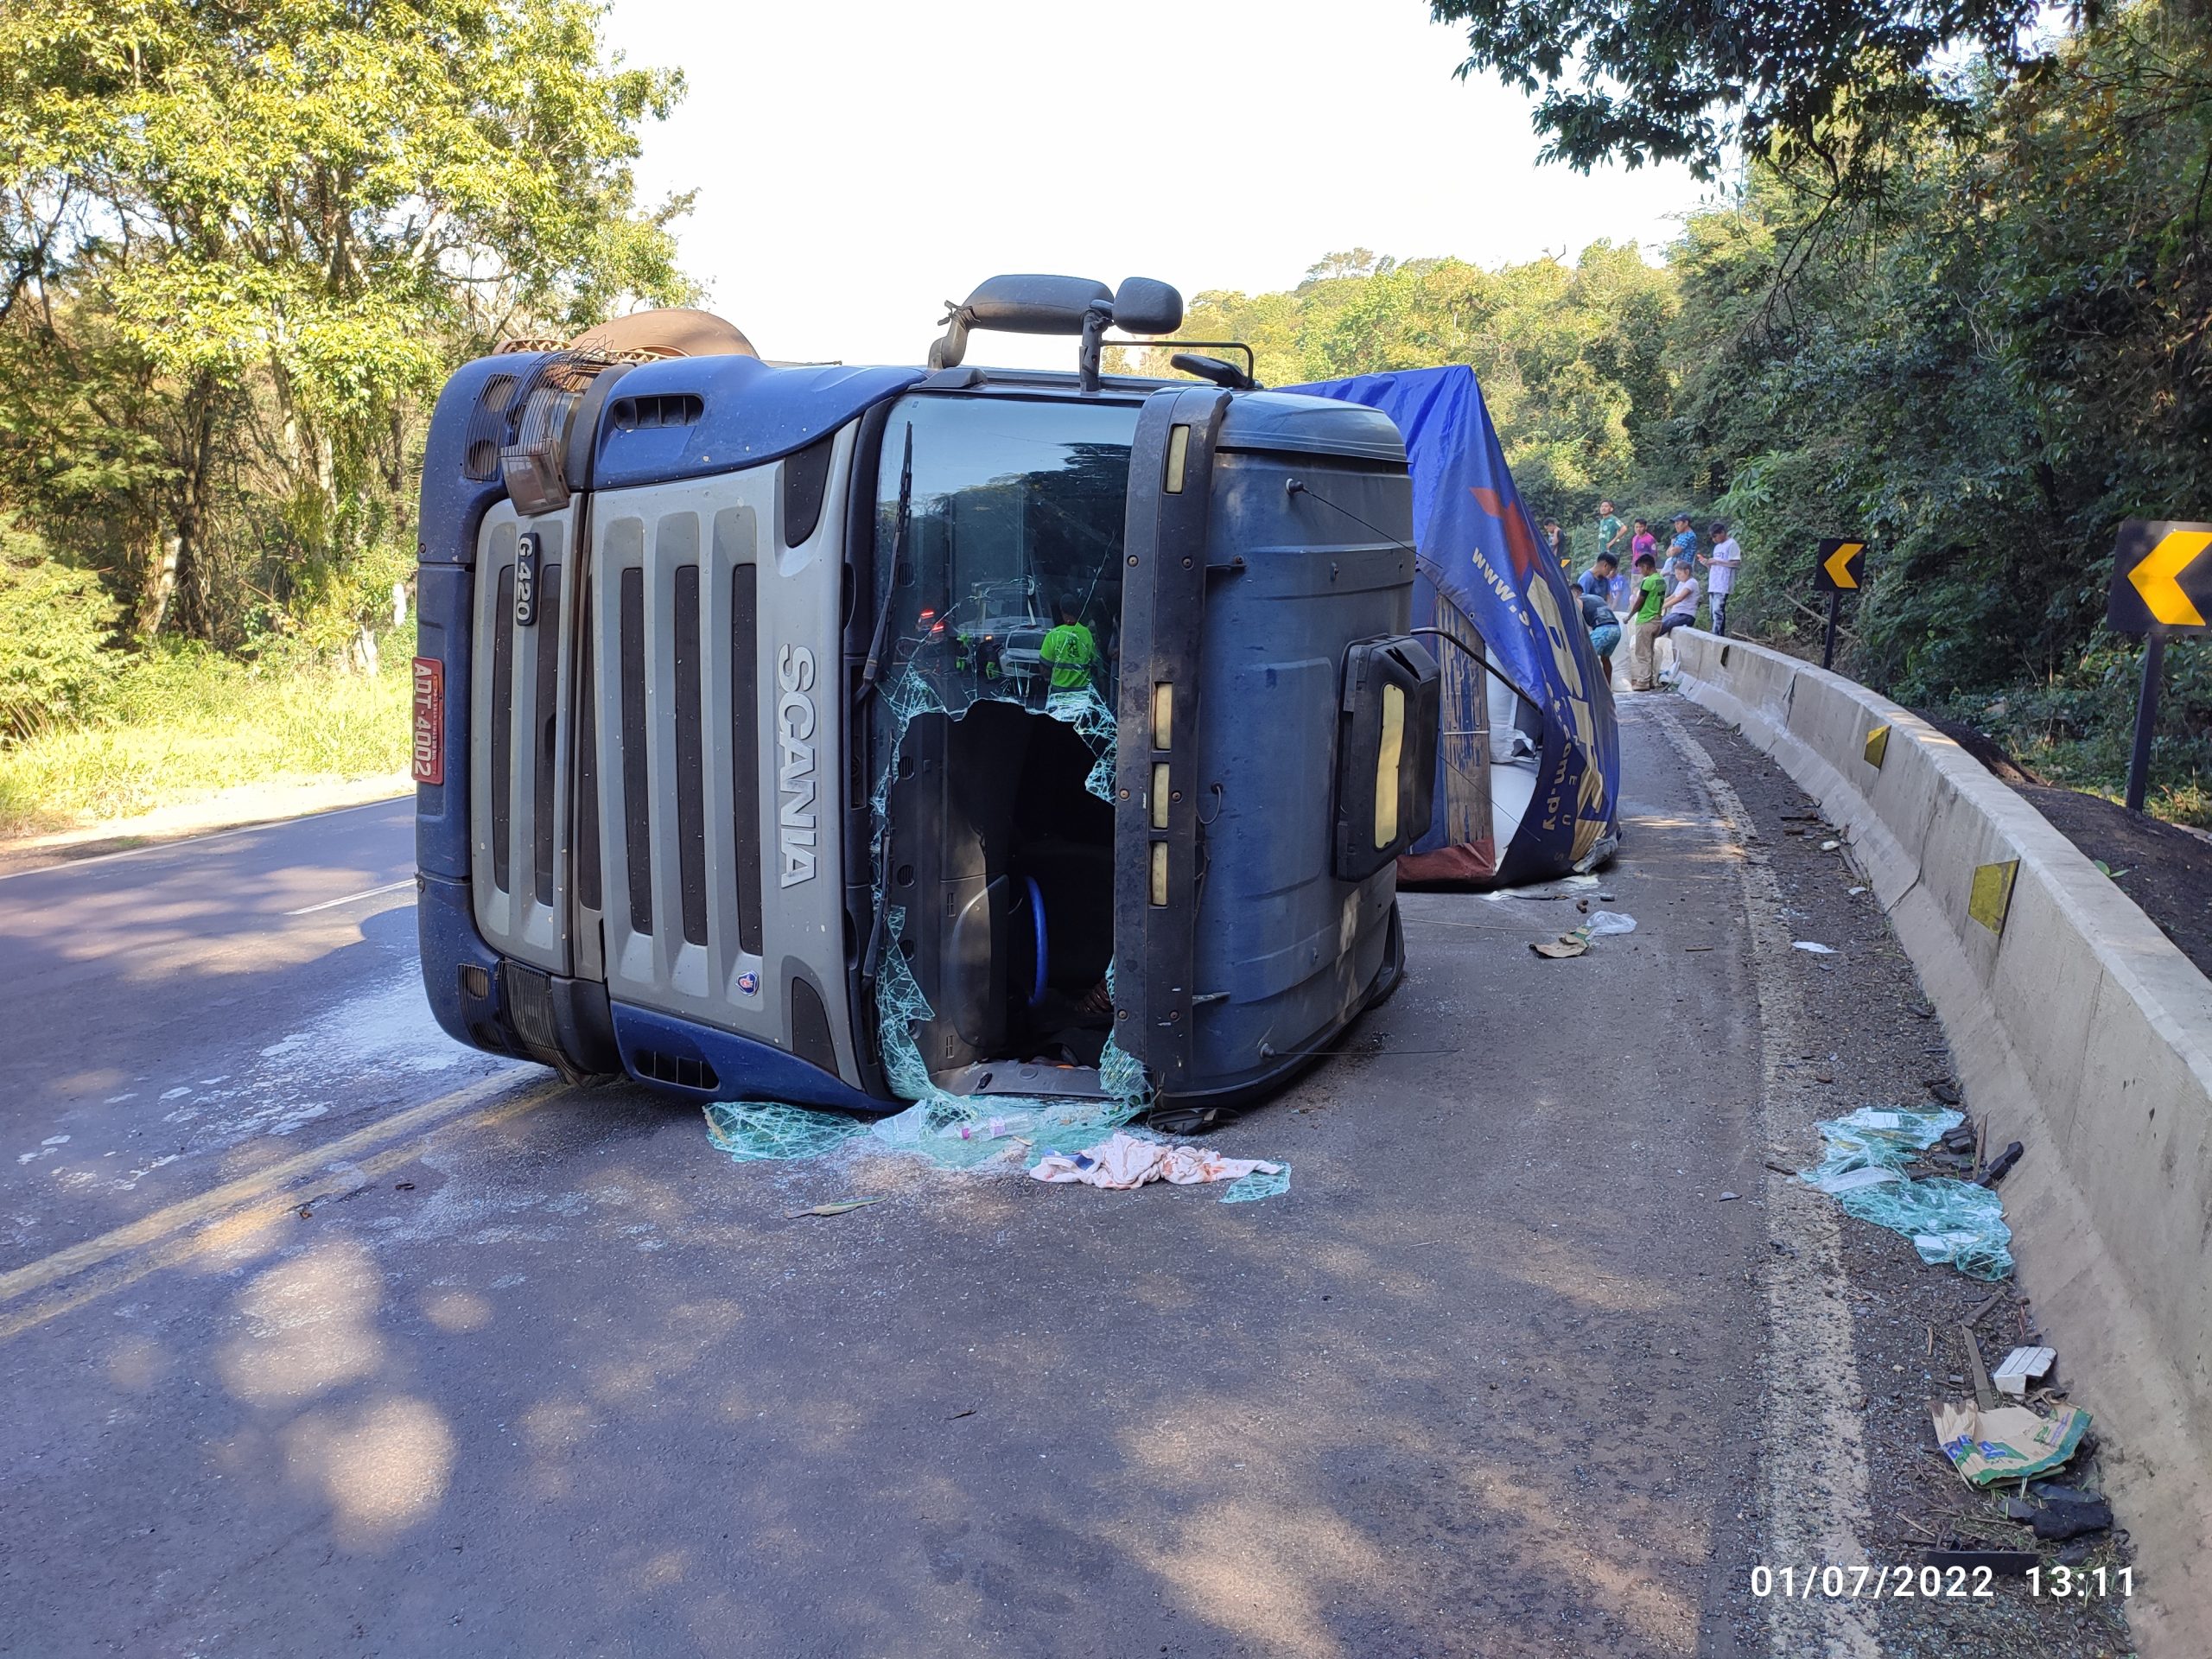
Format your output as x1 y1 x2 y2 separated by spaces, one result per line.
470 500 580 975
584 422 862 1086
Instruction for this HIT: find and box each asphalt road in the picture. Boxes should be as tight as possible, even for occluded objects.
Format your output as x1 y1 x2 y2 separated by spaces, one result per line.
0 704 2130 1658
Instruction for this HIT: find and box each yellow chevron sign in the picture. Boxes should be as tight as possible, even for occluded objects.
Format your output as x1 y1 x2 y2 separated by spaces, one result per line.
1815 538 1865 592
2108 519 2212 635
2127 531 2211 626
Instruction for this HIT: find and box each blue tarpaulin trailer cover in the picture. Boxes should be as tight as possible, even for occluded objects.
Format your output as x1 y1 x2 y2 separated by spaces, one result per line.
1289 366 1620 885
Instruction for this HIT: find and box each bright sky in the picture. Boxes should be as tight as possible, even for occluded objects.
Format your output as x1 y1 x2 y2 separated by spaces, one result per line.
604 0 1715 369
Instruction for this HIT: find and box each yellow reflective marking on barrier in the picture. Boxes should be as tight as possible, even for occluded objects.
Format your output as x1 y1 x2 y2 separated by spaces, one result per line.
2125 530 2212 627
1969 859 2019 935
1863 723 1891 768
1822 541 1865 588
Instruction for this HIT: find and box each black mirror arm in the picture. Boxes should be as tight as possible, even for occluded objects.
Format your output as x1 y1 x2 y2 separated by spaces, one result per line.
1077 302 1113 394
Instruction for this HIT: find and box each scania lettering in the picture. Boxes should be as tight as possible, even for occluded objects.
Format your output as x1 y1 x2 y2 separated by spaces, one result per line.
776 644 818 888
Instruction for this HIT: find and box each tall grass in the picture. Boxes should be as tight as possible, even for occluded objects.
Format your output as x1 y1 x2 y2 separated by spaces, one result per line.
0 636 413 839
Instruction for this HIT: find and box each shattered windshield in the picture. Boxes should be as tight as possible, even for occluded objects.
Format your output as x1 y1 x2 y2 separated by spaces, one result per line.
863 392 1144 1121
871 395 1138 711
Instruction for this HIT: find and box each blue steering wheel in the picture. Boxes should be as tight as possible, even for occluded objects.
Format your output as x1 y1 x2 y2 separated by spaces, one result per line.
1023 875 1047 1007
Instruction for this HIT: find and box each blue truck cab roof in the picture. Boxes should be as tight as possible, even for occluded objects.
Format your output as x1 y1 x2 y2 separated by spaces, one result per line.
422 353 1408 565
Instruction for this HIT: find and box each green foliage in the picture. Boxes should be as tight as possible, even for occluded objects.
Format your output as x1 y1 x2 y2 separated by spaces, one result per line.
1650 3 2212 813
1 0 692 646
0 634 413 836
1175 243 1679 529
1427 0 2056 194
0 515 121 738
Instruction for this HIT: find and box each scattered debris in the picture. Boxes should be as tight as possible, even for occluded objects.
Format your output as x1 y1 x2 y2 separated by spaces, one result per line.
1821 838 1841 851
2022 1485 2113 1541
1220 1165 1294 1204
1847 886 1868 896
1961 1324 1999 1409
1584 911 1637 937
1530 926 1591 959
1994 1346 2056 1397
1931 1398 2093 1485
784 1197 884 1219
1792 940 1836 954
1928 1080 1962 1105
1980 1141 2024 1186
1798 1107 2014 1278
1962 1287 2009 1330
1029 1130 1285 1198
946 1408 976 1421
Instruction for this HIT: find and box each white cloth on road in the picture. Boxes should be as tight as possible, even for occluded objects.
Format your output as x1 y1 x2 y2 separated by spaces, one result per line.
1028 1130 1281 1191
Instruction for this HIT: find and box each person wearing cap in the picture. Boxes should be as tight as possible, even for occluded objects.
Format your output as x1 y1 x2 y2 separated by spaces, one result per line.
1668 512 1699 573
1698 521 1741 637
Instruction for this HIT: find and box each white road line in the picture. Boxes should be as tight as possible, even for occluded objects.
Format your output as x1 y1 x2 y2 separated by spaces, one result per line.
285 877 416 916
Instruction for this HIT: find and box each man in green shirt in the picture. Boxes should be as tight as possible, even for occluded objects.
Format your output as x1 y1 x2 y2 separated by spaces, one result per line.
1625 552 1668 690
1038 596 1098 696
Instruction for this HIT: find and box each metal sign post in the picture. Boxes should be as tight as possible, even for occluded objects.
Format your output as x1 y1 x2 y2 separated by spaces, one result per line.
2126 631 2165 814
1813 538 1865 670
2107 518 2212 814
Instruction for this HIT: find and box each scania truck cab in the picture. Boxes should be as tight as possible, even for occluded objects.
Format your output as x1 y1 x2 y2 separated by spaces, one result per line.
414 276 1440 1123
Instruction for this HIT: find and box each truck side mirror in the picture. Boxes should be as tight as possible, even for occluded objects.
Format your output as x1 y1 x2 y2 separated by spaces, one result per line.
1111 278 1183 336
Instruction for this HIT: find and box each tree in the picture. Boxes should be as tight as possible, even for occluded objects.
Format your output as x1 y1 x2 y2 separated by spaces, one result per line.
1656 3 2212 801
0 0 694 644
1426 0 2075 197
1171 245 1678 528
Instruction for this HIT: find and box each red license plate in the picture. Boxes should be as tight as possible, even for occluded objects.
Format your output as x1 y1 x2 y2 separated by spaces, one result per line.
411 656 445 785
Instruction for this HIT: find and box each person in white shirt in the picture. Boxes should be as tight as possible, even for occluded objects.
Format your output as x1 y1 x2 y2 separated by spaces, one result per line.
1654 557 1700 677
1698 521 1741 637
1656 558 1700 637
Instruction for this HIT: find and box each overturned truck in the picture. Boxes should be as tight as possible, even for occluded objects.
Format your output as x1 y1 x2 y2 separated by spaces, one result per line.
413 276 1443 1124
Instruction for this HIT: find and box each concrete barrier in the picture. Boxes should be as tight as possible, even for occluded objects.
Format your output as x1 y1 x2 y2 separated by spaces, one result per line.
1669 631 2211 1652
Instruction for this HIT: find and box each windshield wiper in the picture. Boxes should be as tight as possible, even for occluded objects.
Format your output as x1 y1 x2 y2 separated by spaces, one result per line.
857 421 913 701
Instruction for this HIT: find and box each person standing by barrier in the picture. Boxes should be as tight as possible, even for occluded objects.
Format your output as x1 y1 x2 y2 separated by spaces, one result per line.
1580 579 1622 682
1699 521 1740 637
1625 552 1666 690
1630 518 1657 585
1596 500 1628 606
1669 512 1699 575
1578 551 1618 608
